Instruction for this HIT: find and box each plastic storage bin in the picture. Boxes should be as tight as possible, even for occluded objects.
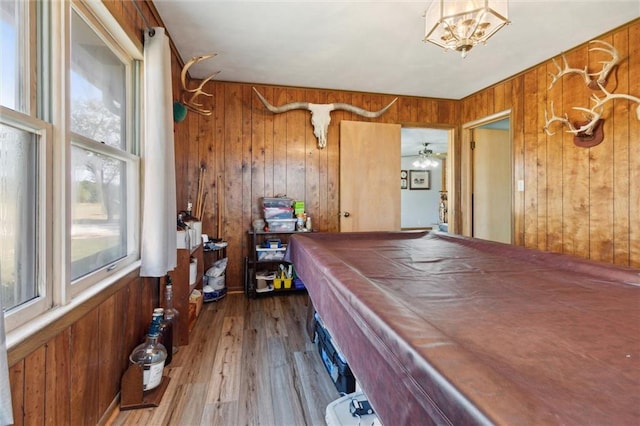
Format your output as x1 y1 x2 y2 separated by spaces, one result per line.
266 218 296 232
314 314 356 394
264 206 294 219
256 245 287 261
262 197 293 208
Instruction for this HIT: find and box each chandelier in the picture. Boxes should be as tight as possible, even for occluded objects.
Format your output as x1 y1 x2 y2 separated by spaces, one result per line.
423 0 509 58
412 143 439 169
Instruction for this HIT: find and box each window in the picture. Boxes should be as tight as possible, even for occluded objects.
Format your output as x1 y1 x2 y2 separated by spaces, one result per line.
69 9 133 284
1 0 141 332
1 0 50 327
0 113 47 313
0 0 29 113
67 4 140 295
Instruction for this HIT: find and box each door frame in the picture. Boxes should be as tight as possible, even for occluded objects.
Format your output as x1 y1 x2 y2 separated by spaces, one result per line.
460 110 513 239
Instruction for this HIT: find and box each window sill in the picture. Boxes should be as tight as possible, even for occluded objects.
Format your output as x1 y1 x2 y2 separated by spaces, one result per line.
6 260 141 353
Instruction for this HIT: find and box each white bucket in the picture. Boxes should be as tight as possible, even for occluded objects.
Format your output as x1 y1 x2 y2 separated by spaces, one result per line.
189 257 197 285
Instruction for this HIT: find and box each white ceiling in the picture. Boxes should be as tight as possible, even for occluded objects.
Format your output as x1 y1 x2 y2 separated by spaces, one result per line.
154 0 639 100
153 0 638 157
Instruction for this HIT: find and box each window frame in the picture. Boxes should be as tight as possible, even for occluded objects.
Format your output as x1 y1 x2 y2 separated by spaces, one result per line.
66 1 141 299
0 0 32 114
1 106 53 332
2 0 143 335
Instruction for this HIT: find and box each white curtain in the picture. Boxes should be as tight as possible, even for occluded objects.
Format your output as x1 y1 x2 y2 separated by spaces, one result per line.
140 27 177 277
0 299 12 425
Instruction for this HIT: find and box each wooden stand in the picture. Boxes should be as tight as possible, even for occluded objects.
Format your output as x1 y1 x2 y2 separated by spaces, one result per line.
120 363 170 410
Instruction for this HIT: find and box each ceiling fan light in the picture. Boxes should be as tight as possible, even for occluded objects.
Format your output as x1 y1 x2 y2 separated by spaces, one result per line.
423 0 509 57
412 143 440 169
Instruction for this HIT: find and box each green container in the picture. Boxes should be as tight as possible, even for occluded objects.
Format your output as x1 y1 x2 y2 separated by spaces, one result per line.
293 201 305 215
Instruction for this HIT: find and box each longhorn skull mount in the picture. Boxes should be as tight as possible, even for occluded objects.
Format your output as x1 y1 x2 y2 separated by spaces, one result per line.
253 87 398 149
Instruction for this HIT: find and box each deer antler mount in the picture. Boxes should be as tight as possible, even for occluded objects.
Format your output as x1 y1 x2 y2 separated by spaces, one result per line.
544 40 640 147
180 53 219 116
548 40 620 90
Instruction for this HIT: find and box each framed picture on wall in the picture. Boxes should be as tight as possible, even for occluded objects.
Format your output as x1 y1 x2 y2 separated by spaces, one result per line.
409 170 430 190
401 170 408 189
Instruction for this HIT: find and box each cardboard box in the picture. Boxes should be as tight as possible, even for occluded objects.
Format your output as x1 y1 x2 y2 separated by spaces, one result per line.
188 295 203 332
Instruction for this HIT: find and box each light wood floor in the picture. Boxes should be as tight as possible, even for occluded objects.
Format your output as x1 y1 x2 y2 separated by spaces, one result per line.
106 292 340 425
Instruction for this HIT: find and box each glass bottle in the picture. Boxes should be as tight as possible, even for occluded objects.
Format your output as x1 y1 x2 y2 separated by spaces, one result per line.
163 275 179 356
129 316 167 391
153 307 173 366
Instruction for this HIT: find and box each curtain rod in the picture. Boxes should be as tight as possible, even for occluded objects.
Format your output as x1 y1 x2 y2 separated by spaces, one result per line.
132 0 155 37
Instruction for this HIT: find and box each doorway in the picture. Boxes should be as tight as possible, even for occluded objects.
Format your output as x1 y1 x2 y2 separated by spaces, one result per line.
400 126 453 230
461 112 512 243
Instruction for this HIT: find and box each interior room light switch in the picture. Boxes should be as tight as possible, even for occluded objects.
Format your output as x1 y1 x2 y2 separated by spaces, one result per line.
517 180 525 192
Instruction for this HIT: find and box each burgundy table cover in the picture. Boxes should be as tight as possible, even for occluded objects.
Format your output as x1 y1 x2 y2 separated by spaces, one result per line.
286 231 640 425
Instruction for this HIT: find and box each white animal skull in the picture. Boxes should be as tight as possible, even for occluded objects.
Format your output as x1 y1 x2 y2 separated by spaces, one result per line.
253 87 398 149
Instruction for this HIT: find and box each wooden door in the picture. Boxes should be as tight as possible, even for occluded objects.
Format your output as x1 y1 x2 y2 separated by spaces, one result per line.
472 128 512 243
339 121 401 232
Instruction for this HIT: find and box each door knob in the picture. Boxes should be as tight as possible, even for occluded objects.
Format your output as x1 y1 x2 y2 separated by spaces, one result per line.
343 211 350 218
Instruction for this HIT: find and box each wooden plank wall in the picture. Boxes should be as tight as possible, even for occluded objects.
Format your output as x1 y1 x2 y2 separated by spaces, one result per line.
173 84 459 292
8 271 156 425
177 21 640 291
461 19 639 267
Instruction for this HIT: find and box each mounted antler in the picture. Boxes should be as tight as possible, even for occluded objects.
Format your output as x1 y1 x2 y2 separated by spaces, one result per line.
548 40 620 90
590 81 640 121
181 54 219 116
544 84 640 147
544 39 638 147
544 101 604 147
543 102 573 135
253 87 398 149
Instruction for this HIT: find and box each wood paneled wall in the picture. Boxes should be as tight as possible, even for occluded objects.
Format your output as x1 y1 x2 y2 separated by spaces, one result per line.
173 85 459 291
461 19 640 267
9 272 156 425
176 20 640 291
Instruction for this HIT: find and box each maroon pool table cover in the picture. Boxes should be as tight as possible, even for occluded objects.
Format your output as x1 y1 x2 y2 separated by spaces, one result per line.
286 231 640 425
